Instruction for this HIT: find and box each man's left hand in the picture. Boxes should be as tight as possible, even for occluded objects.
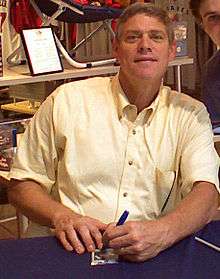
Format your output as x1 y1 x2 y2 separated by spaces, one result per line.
103 220 171 262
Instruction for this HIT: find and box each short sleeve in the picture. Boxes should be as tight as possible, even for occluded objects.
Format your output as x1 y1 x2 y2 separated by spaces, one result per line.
9 93 58 193
180 103 220 195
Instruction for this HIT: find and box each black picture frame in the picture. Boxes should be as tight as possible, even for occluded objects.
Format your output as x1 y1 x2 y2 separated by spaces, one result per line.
21 27 63 76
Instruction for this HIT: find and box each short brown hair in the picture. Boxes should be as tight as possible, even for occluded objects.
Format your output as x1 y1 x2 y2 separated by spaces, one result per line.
115 3 174 44
189 0 205 22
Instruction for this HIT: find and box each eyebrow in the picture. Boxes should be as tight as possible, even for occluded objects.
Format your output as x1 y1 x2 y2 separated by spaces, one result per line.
124 30 141 34
203 11 219 18
124 29 166 35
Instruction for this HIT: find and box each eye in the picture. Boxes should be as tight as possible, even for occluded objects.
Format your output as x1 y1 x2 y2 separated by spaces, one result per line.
124 32 141 43
126 35 138 42
149 32 166 42
206 14 220 24
152 34 164 41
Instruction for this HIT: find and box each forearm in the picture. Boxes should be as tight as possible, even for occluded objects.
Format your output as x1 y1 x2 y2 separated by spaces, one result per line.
159 182 219 247
7 179 76 227
8 180 107 253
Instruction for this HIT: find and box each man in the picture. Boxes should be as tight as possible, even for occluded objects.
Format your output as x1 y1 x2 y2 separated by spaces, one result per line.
189 0 220 127
7 3 219 262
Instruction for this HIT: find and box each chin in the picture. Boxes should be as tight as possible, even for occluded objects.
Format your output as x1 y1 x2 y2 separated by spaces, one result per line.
135 71 157 80
138 75 153 80
132 67 161 79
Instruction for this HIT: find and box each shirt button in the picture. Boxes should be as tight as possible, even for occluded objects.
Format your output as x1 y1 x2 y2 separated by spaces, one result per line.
128 160 133 166
132 129 136 135
123 192 128 197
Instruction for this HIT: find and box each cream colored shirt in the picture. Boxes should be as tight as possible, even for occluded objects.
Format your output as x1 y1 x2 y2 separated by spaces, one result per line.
10 75 220 236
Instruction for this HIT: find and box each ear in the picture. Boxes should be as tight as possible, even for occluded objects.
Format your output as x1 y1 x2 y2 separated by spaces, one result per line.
168 41 177 62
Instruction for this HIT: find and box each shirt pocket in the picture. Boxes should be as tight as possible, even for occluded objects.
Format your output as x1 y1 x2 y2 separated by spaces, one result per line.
154 168 177 216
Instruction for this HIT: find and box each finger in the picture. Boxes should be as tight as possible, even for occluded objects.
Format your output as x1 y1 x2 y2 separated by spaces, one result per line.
104 223 116 231
102 223 115 244
90 227 103 249
93 220 108 231
120 248 151 262
121 254 145 262
120 247 160 261
121 251 158 262
116 247 130 255
108 234 131 249
65 228 86 254
56 228 85 254
78 226 96 252
103 223 116 236
115 245 140 256
104 225 126 242
56 230 74 251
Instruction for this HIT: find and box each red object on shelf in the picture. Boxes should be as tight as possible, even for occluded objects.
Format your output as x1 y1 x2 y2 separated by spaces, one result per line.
10 0 42 34
73 0 89 5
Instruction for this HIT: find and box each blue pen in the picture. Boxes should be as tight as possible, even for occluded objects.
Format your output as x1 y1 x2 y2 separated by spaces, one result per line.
116 210 129 226
101 210 129 249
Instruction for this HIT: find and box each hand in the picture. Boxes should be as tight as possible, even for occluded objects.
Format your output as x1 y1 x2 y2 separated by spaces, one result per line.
104 220 171 262
53 210 107 254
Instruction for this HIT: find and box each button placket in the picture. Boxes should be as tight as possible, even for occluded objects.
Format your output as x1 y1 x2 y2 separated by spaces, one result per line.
117 124 138 211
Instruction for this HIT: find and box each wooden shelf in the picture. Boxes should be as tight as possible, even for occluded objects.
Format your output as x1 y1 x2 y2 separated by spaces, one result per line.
168 56 193 67
214 135 220 143
0 62 119 87
0 57 194 114
0 57 193 87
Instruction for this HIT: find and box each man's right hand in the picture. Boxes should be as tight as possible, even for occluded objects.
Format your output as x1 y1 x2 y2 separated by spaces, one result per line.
52 211 107 254
7 179 107 254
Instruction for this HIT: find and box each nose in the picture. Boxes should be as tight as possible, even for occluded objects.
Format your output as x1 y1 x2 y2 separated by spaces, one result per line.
138 34 152 53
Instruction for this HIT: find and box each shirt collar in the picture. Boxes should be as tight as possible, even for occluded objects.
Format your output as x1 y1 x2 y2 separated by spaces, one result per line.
111 74 164 125
111 73 130 119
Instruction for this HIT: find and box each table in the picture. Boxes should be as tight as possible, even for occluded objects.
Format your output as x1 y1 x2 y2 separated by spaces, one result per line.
0 221 219 279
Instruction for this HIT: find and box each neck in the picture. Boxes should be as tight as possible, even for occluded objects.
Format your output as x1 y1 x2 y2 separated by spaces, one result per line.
119 72 162 113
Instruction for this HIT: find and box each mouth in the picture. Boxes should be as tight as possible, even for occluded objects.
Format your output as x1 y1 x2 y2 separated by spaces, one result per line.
134 57 158 63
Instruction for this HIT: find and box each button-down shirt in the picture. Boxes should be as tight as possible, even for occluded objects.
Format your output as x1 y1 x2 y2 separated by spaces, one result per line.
10 75 220 236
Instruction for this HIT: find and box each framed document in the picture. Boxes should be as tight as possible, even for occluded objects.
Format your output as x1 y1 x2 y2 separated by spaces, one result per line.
21 27 63 76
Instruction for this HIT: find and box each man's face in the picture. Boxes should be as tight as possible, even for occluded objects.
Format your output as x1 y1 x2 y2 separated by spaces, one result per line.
114 14 176 82
200 0 220 46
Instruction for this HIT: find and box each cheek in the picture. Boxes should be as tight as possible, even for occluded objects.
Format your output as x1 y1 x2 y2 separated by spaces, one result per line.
117 48 134 62
213 25 220 36
207 26 220 43
205 24 218 35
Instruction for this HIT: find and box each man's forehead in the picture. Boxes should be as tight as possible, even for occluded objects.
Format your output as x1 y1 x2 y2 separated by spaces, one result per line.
200 0 220 16
124 29 167 34
125 14 163 23
201 7 220 17
123 14 167 31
